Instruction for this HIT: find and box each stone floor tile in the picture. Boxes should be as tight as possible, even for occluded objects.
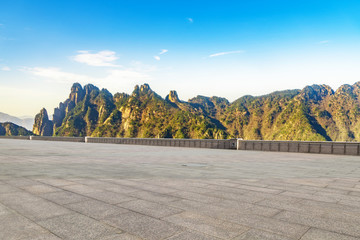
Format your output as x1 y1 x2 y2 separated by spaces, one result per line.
102 185 139 194
232 184 283 194
66 199 129 220
104 212 183 240
338 198 360 208
0 183 20 193
0 192 71 221
234 228 294 240
0 203 11 216
256 199 327 217
349 191 360 197
205 190 264 203
203 184 249 194
4 178 39 187
61 184 103 194
40 190 90 205
300 228 360 240
169 190 222 203
0 191 44 205
22 233 62 240
37 178 76 187
128 190 181 203
214 199 280 217
37 213 122 240
22 184 61 194
275 210 360 238
0 212 50 240
163 211 249 239
136 184 178 194
280 191 339 203
118 199 182 218
166 230 221 240
224 213 309 239
83 190 135 204
242 191 303 204
101 233 142 240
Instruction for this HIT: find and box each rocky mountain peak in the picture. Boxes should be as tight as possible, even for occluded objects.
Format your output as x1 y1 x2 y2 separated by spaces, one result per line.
140 83 151 92
299 84 334 102
70 83 85 104
131 85 140 97
335 84 354 95
33 108 53 136
166 90 180 103
84 84 99 95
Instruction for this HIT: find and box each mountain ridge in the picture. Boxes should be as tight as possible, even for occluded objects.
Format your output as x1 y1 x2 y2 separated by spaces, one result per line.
0 112 34 130
0 122 33 136
31 82 360 141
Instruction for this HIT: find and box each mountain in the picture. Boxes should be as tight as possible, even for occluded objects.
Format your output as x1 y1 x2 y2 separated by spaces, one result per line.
0 122 33 136
33 108 53 136
0 112 34 130
40 83 227 138
33 82 360 141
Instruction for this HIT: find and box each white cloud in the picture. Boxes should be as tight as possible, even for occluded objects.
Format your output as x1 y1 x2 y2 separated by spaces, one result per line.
159 49 168 55
209 50 244 58
153 49 168 61
24 66 151 93
318 40 330 45
24 67 93 84
1 66 10 71
187 18 193 23
73 50 121 67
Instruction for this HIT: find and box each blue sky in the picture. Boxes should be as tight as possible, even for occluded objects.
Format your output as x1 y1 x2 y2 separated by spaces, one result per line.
1 0 360 117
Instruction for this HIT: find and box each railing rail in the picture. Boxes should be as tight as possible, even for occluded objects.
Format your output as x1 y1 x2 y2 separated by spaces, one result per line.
1 136 359 155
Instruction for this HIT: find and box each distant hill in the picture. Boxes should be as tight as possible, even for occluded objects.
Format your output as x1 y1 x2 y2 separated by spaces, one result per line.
0 112 33 130
33 82 360 141
0 122 33 136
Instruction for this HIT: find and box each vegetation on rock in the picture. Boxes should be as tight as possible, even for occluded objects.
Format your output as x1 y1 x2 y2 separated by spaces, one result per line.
33 108 53 136
33 82 360 141
0 122 33 136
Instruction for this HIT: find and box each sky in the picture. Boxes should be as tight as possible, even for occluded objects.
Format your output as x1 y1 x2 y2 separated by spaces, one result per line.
1 0 360 117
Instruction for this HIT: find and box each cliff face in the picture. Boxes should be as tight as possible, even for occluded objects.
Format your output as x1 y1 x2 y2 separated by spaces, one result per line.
33 108 53 136
34 81 360 141
0 122 33 136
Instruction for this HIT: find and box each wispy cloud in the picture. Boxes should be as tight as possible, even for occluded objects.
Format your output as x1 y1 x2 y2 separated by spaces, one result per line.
187 18 193 23
153 49 168 61
1 66 10 71
24 67 92 83
209 50 244 58
23 66 151 88
73 50 121 67
159 49 168 55
318 40 330 45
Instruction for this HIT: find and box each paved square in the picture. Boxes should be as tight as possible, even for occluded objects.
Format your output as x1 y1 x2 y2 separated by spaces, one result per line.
0 139 360 239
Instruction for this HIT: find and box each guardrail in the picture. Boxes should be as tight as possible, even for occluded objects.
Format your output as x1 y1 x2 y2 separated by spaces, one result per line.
0 136 30 140
0 135 236 150
85 137 237 149
30 136 85 142
237 140 360 156
1 136 359 155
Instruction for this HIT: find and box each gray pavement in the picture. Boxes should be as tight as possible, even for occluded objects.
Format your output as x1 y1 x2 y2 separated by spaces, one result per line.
0 139 360 240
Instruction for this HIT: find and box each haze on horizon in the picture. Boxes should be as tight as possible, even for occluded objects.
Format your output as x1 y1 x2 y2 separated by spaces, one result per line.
1 0 360 117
